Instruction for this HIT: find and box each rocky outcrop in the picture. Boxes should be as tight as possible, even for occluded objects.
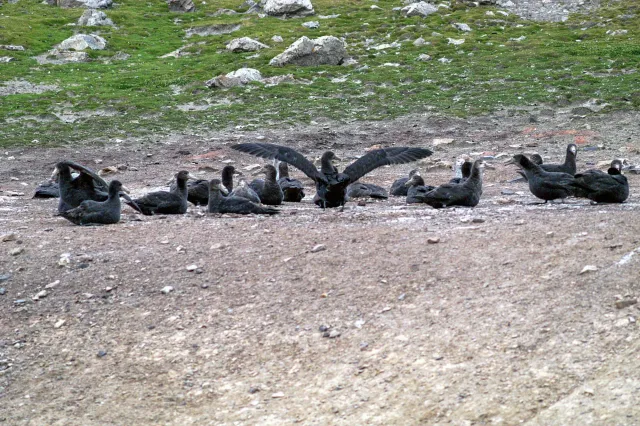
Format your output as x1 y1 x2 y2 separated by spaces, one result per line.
57 0 112 8
167 0 195 12
205 68 263 88
401 2 438 17
58 34 107 51
262 0 314 17
269 36 346 67
226 37 269 52
77 9 115 26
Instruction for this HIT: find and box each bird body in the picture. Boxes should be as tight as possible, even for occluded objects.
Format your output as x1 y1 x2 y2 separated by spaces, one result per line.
416 160 485 208
55 161 108 213
249 165 284 205
346 182 388 200
127 170 193 215
390 169 418 197
510 154 578 202
277 162 305 202
230 179 261 203
171 165 237 206
404 174 436 204
231 143 432 208
59 180 130 225
208 179 279 215
574 160 628 203
449 160 473 184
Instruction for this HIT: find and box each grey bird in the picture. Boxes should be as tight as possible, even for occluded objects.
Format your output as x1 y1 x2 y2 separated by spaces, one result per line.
573 159 629 203
59 180 136 225
249 164 284 206
208 179 279 215
390 169 419 197
277 162 305 202
54 161 110 213
230 178 261 203
415 159 485 208
507 154 579 203
405 173 436 204
126 170 196 215
346 182 388 200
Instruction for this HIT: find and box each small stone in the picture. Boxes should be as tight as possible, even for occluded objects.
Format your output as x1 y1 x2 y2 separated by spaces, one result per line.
433 354 443 360
454 23 472 32
323 329 341 339
45 280 60 289
14 299 27 305
413 37 425 46
271 35 284 43
0 288 5 295
583 388 594 396
310 244 326 253
501 190 515 195
58 253 71 267
201 283 209 289
472 218 485 223
417 53 432 61
249 387 260 394
161 286 174 294
9 247 24 256
210 243 226 250
1 233 17 242
398 293 406 301
105 286 113 292
33 290 48 300
318 325 329 332
432 138 455 146
0 274 11 283
615 299 638 309
302 21 319 29
579 265 598 275
427 237 440 244
271 392 285 398
614 318 629 327
186 264 199 272
97 350 107 358
54 319 66 329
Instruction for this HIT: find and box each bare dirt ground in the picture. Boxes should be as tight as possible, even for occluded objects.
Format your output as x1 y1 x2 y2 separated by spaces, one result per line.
1 108 640 425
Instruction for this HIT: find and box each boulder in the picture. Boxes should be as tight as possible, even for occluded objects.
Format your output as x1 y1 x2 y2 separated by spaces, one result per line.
167 0 195 12
401 1 438 17
77 9 115 26
0 57 15 63
269 36 346 67
186 24 241 38
302 21 319 29
58 34 107 51
226 37 269 52
262 0 314 17
34 49 90 65
57 0 112 8
205 68 263 88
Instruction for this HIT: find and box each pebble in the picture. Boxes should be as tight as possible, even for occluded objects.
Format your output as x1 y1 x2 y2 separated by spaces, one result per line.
398 293 406 301
1 232 17 242
249 387 260 394
427 237 440 244
161 286 174 294
9 247 24 256
14 299 26 305
97 350 108 358
579 265 598 275
186 264 199 272
310 244 326 253
45 280 60 289
302 21 319 29
433 354 443 360
0 274 11 283
615 299 637 309
319 325 329 332
271 392 285 398
501 190 515 195
32 290 48 300
323 329 341 339
54 319 66 329
0 288 5 295
58 253 71 267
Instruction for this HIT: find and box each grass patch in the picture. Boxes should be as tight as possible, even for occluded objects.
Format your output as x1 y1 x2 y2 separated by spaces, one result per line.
0 0 638 147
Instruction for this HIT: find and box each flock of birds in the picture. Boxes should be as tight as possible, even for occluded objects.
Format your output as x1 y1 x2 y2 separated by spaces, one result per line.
35 142 630 226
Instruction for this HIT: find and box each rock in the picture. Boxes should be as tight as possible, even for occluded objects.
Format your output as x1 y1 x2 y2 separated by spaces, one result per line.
32 290 48 300
97 350 107 357
9 247 24 256
606 29 628 36
262 74 295 86
433 354 443 360
14 299 27 305
263 0 314 17
0 57 14 63
205 67 262 88
448 38 465 45
161 286 174 294
310 244 326 253
579 265 598 275
413 37 425 46
1 233 17 242
58 0 112 8
0 274 12 283
45 280 60 289
417 53 432 61
432 138 454 146
58 34 107 51
186 24 241 38
302 21 319 29
58 253 71 267
0 287 5 295
323 329 341 338
0 45 25 51
571 106 594 116
269 36 346 67
54 319 66 328
501 189 515 195
271 392 285 398
186 264 199 271
615 299 637 309
454 23 472 32
226 37 269 52
401 2 438 17
98 166 118 176
167 0 195 12
35 49 90 65
271 35 284 43
318 324 329 332
427 237 440 244
77 9 115 26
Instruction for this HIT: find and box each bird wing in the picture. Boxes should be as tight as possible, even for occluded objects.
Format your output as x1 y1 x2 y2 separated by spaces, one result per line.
65 161 110 192
231 143 325 183
343 147 432 183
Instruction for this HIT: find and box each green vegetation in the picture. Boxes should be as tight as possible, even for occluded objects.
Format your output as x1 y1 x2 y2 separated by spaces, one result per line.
0 0 638 146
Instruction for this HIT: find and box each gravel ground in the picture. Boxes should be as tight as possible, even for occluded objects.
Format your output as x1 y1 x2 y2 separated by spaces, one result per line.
1 108 640 425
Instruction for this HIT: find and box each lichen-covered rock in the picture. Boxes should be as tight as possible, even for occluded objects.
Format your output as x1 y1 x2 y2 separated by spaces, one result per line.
269 36 346 67
226 37 269 52
205 68 263 88
34 49 91 65
58 34 107 51
77 9 115 26
167 0 195 12
401 1 438 17
58 0 113 8
262 0 314 16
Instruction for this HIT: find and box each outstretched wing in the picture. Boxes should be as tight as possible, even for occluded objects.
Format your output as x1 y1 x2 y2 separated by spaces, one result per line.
343 147 432 183
65 161 110 192
231 143 326 183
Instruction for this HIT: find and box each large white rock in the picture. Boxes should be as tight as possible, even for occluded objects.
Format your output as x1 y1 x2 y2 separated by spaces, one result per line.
262 0 314 16
226 37 269 52
58 34 107 51
77 9 115 26
401 1 438 17
58 0 112 8
269 36 346 67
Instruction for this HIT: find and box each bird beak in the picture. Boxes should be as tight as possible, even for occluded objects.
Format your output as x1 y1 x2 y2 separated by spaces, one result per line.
187 173 198 180
119 193 142 213
404 180 413 187
333 156 342 162
51 167 60 180
233 171 243 177
504 158 516 165
120 185 131 194
219 186 229 195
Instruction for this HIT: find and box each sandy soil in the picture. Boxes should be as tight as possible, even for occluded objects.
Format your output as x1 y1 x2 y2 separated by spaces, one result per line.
1 109 640 425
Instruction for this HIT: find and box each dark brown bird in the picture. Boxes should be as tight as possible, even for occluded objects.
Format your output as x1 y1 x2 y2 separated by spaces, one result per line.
126 170 195 215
